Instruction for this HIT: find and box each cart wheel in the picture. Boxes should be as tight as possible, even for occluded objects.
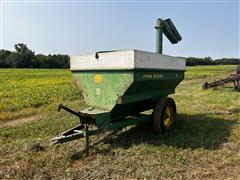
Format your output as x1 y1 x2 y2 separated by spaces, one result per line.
202 82 209 89
153 97 177 133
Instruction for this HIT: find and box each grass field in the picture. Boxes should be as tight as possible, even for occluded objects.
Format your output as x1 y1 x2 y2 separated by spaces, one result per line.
0 65 239 179
0 69 78 121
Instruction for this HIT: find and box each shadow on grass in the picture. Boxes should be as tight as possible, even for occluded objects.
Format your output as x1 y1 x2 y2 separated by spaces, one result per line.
108 113 236 149
70 113 237 160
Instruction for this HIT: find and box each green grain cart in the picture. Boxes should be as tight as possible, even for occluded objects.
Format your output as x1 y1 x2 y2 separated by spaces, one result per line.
52 18 186 154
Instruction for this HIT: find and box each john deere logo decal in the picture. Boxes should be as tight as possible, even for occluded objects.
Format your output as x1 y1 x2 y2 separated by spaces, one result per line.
94 74 103 83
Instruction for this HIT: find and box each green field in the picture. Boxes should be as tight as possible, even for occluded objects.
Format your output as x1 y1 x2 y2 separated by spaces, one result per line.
0 65 239 179
0 69 78 120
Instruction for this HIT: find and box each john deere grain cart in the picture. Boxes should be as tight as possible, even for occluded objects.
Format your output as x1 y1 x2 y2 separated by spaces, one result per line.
52 18 186 154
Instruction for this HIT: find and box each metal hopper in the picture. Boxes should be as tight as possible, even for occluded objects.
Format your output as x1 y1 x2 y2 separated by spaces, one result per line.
52 18 186 155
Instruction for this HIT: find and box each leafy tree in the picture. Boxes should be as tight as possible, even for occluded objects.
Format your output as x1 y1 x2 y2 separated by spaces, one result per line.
14 43 35 68
14 43 29 54
5 53 19 68
1 43 237 68
0 50 12 67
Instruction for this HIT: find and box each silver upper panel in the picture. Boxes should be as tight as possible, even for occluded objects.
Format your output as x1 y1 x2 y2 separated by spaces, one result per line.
70 50 186 71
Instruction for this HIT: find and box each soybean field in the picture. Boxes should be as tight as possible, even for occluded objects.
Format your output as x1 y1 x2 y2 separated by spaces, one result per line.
0 69 78 120
0 65 239 179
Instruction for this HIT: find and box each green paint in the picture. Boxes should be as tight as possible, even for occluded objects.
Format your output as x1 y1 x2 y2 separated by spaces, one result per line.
52 115 151 144
155 19 163 54
155 18 182 54
121 70 184 104
72 71 133 111
53 68 185 144
72 69 184 116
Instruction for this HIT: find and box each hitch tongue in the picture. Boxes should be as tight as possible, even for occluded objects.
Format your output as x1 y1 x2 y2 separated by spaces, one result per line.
57 103 63 112
57 104 80 117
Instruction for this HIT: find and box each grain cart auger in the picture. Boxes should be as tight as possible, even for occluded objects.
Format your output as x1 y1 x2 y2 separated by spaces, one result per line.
202 64 240 92
51 18 186 155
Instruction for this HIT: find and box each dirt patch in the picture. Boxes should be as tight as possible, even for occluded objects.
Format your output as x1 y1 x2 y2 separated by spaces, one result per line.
0 115 41 128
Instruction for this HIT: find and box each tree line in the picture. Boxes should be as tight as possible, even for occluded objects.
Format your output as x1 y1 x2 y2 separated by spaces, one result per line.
0 43 69 68
0 43 239 68
186 57 240 66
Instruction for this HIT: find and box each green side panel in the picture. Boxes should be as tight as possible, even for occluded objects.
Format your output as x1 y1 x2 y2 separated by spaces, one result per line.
72 69 185 125
120 69 185 104
72 71 133 111
80 108 111 128
110 69 184 119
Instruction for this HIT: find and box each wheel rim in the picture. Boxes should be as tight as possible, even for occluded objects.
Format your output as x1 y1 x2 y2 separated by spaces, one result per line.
163 106 173 127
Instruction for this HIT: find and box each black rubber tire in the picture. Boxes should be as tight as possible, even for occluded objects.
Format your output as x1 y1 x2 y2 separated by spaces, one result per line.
153 97 177 134
202 82 209 89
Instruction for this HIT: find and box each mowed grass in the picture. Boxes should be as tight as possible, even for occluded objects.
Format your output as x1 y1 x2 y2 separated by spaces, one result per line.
0 65 239 179
0 69 79 120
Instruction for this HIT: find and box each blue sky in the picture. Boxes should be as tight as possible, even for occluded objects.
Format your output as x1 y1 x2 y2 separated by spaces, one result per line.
1 1 239 58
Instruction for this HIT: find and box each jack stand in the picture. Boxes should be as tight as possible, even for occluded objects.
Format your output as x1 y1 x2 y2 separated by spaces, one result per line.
84 124 90 156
